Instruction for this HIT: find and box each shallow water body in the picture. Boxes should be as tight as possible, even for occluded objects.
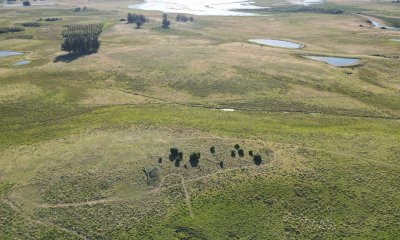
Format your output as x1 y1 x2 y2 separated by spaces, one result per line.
0 51 24 57
249 39 303 49
305 56 360 67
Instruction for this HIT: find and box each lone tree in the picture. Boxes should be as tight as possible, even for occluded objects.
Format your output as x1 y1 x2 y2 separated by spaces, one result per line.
253 154 262 166
234 144 240 150
189 152 201 167
238 149 244 157
169 147 179 160
249 150 254 156
61 23 103 55
231 150 236 158
219 161 224 168
210 146 216 154
162 13 171 29
135 19 144 29
22 1 31 6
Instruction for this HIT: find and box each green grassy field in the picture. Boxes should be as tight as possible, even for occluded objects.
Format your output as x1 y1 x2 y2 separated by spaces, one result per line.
0 0 399 239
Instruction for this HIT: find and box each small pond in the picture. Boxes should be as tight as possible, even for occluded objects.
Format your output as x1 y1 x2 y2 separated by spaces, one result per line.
305 56 360 67
249 39 303 49
391 39 400 42
14 60 31 66
221 109 235 112
0 51 24 57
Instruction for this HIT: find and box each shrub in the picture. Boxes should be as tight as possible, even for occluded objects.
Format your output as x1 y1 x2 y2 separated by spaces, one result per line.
178 152 183 160
22 22 41 27
210 146 215 154
238 149 244 157
253 154 262 165
0 27 24 34
158 157 162 163
234 144 240 150
231 150 236 158
22 1 31 6
189 152 200 167
249 150 254 156
219 161 224 168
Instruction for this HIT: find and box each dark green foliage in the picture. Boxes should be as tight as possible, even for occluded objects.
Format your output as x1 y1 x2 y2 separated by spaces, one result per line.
22 0 30 6
249 150 254 156
158 157 162 163
0 27 24 34
253 154 262 165
175 14 194 22
234 144 240 150
170 147 179 157
61 24 103 54
231 150 236 158
127 13 148 26
178 152 183 160
210 146 215 154
22 22 41 27
189 152 200 167
238 149 244 157
42 17 63 22
74 7 81 12
135 20 144 29
162 13 170 29
219 161 224 168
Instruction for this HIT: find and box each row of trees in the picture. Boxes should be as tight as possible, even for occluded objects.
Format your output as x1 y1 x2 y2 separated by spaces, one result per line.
175 14 194 22
61 23 103 54
127 13 149 29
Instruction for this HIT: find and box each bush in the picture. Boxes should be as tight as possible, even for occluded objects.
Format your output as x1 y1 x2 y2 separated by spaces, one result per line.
162 13 170 29
0 27 24 34
234 144 240 150
238 149 244 157
210 146 215 154
231 150 236 158
189 152 200 167
219 161 224 168
22 22 41 27
158 157 162 163
249 150 254 156
22 1 30 6
178 152 183 160
253 154 262 165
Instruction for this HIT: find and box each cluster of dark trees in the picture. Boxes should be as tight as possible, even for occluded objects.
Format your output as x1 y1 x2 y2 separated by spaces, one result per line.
61 23 103 55
0 27 24 34
231 144 263 165
175 14 194 22
162 143 264 169
22 1 31 6
38 17 63 22
127 13 148 28
162 13 171 29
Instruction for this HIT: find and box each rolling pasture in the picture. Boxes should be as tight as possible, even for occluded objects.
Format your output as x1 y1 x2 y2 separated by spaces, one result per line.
0 0 399 239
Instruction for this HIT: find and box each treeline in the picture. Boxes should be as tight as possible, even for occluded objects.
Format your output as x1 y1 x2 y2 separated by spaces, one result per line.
38 17 63 22
175 14 194 22
0 27 24 34
61 23 103 54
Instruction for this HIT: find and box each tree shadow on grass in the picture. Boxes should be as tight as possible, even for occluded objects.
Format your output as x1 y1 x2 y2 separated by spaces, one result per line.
53 53 93 63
